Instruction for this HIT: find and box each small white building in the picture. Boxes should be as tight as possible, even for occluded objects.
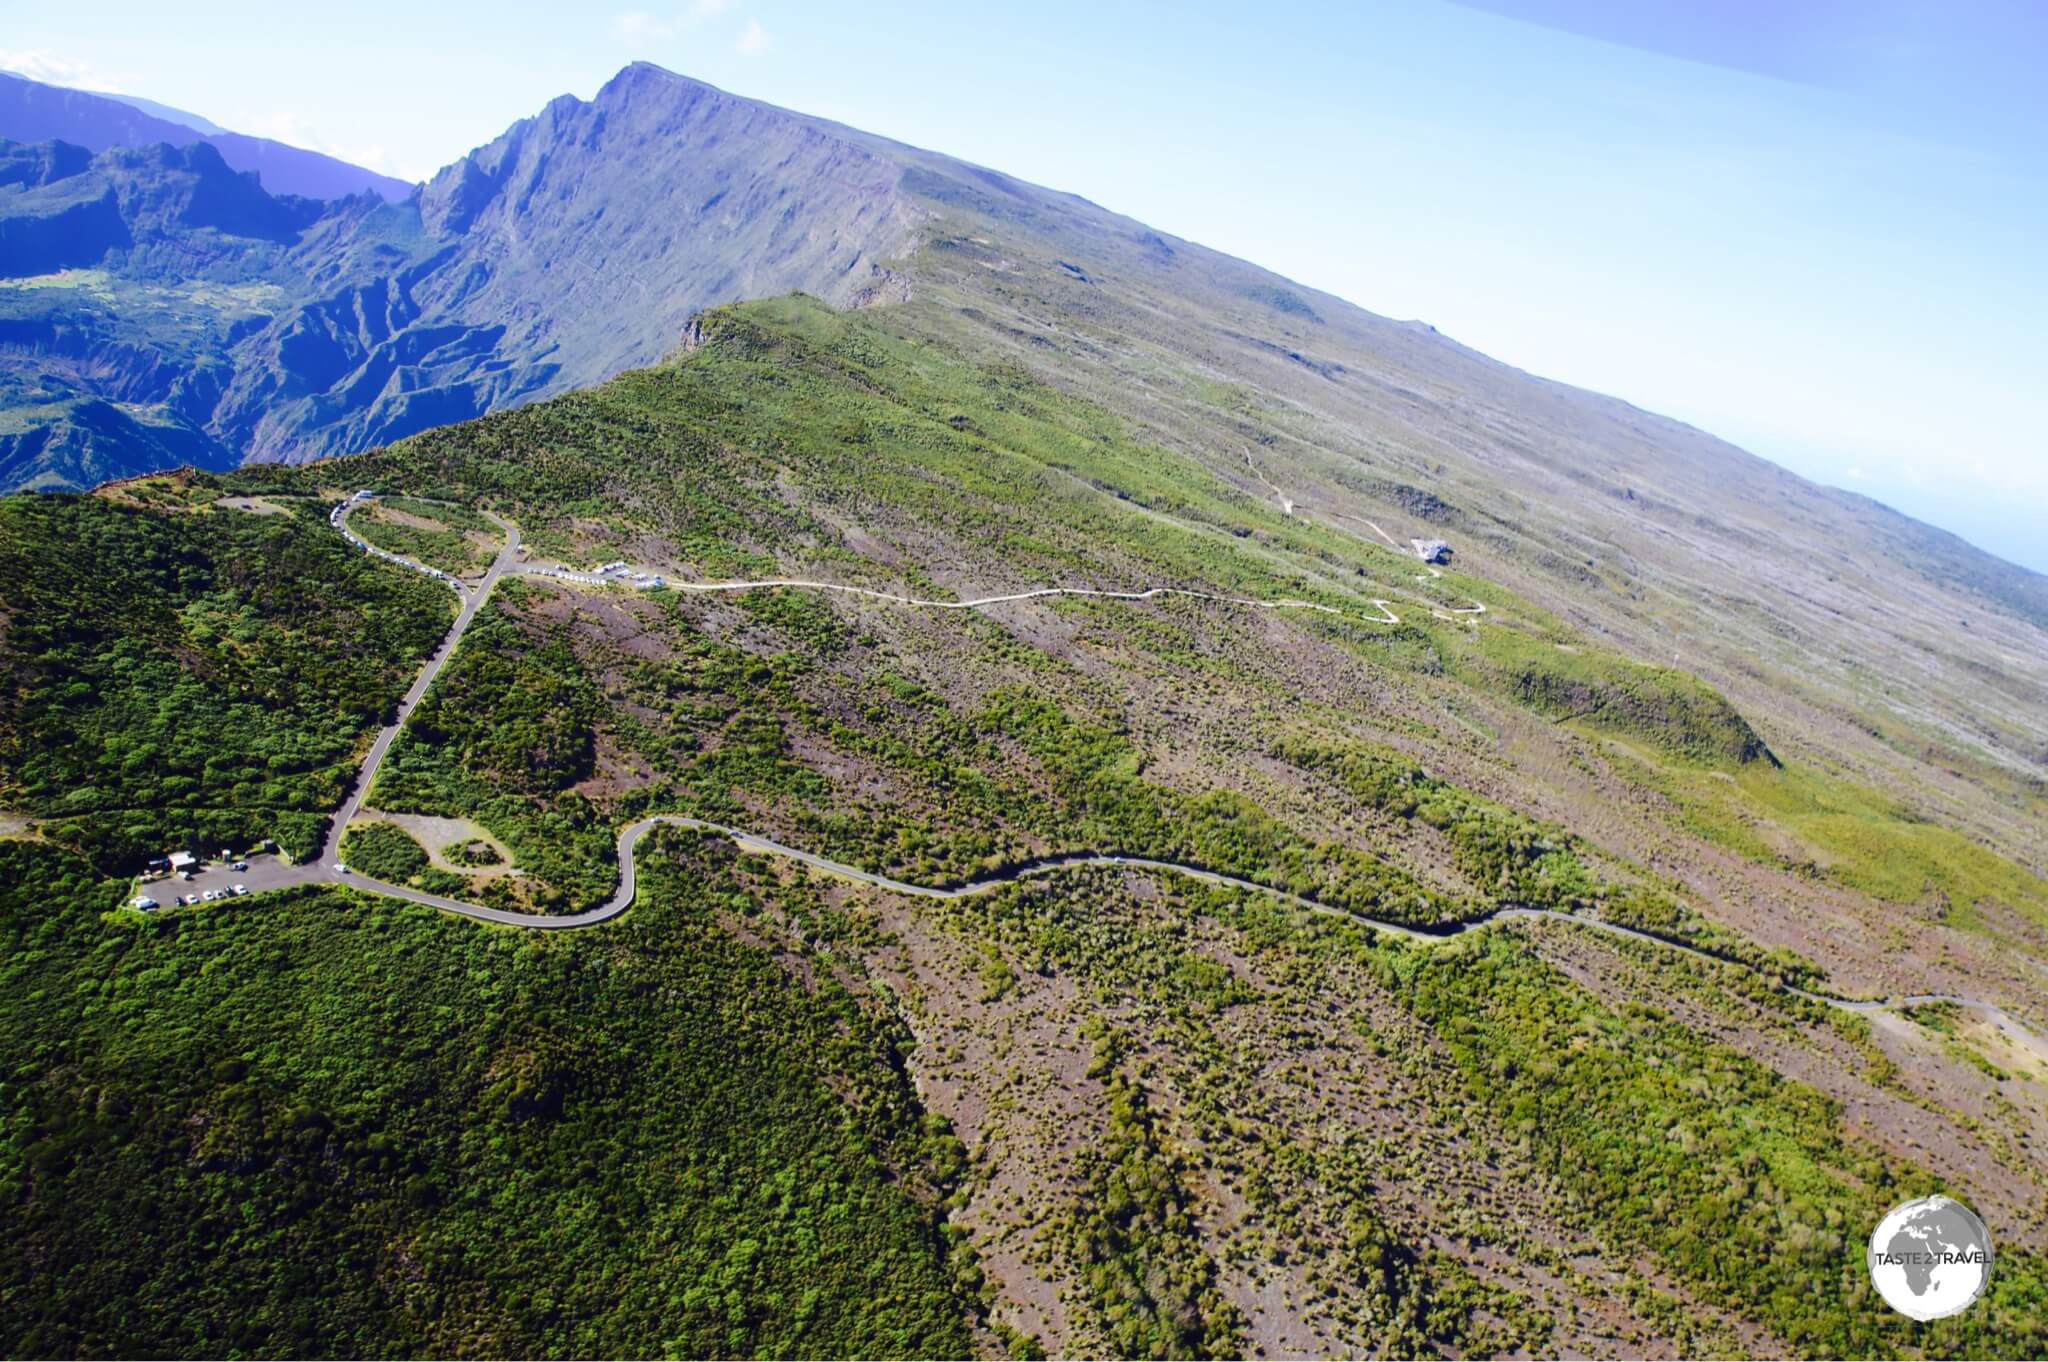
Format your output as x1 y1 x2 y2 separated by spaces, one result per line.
167 851 197 871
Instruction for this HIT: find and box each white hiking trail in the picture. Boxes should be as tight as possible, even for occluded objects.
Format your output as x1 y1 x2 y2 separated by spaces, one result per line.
178 499 2042 1051
1243 446 1296 516
522 564 1405 624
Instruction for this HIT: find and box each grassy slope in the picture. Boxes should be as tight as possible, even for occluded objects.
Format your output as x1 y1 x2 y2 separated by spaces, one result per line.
347 501 492 576
2 294 2044 1357
1611 748 2048 935
280 295 2033 939
888 213 2048 879
267 296 1775 773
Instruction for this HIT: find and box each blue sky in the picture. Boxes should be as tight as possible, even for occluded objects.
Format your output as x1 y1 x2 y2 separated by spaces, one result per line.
6 1 2043 571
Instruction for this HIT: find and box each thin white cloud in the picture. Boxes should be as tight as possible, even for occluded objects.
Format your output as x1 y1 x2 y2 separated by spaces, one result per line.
612 0 735 43
736 17 772 55
232 108 432 184
0 47 128 93
613 10 677 41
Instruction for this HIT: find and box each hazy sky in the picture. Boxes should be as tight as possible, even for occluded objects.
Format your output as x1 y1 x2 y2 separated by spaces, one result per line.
6 0 2043 571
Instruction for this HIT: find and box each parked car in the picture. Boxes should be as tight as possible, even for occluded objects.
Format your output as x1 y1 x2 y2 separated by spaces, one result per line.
232 884 248 896
232 861 250 872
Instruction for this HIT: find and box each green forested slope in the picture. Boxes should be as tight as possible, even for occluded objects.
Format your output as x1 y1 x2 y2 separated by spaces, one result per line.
0 490 449 864
0 833 978 1358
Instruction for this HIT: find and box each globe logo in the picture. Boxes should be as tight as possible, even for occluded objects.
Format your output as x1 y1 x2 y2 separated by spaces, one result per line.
1867 1195 1994 1321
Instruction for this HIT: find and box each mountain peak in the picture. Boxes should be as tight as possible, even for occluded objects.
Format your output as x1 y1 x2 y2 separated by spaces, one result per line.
13 62 923 469
422 62 899 239
610 58 703 86
602 60 726 99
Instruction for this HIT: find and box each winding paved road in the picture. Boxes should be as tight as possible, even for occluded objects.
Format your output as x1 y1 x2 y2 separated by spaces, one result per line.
168 500 2042 1051
313 510 522 873
320 814 2046 1049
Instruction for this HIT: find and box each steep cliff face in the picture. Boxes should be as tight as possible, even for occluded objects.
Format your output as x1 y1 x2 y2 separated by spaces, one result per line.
412 63 921 387
0 64 925 480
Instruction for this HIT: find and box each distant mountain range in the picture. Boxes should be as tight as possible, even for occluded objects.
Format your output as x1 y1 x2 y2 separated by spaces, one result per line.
92 89 229 137
0 63 931 490
0 70 411 201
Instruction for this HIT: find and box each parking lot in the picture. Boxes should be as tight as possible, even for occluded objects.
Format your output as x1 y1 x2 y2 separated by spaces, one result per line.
138 850 311 909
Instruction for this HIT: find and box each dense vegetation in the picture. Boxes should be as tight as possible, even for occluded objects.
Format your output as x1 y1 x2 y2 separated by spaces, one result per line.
1449 625 1775 767
368 589 619 913
347 500 493 576
0 488 448 867
912 866 2046 1357
3 291 2039 1359
982 692 1461 924
1060 1022 1242 1358
339 821 469 896
1388 930 2046 1357
1276 735 1598 909
0 832 981 1357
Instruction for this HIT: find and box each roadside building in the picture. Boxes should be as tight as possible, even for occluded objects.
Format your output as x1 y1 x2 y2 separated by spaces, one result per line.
167 851 197 872
1411 538 1453 564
